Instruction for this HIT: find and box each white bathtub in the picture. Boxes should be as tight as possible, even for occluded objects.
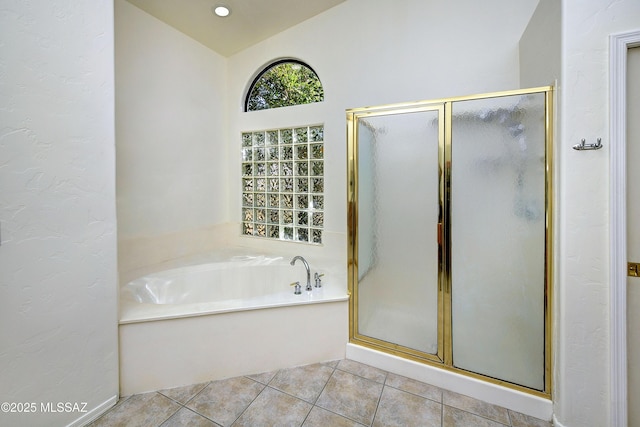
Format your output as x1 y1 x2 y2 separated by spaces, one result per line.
120 253 347 323
119 250 349 395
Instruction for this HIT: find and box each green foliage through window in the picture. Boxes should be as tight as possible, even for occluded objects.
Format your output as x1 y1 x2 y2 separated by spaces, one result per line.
245 61 324 111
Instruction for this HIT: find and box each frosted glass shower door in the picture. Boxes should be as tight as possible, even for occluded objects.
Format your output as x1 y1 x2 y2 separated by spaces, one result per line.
355 108 442 358
450 93 547 390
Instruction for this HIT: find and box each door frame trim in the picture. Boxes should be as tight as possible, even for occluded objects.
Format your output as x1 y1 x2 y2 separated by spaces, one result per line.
610 29 640 427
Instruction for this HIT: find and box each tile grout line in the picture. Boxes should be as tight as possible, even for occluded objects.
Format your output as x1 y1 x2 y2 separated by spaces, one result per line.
296 361 338 426
184 405 222 427
382 382 444 406
154 392 183 427
157 380 210 407
368 371 388 426
173 381 223 426
227 374 270 426
310 362 337 406
176 405 223 427
442 403 512 427
334 365 387 386
313 367 371 426
312 362 376 426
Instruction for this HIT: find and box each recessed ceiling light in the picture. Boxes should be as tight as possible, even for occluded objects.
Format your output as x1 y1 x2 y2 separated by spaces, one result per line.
213 5 231 17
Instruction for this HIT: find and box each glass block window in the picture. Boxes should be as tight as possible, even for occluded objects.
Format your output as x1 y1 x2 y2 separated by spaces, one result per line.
242 125 324 244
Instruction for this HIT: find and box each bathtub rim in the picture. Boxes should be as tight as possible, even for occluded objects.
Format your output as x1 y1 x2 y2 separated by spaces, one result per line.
119 292 349 325
119 248 349 325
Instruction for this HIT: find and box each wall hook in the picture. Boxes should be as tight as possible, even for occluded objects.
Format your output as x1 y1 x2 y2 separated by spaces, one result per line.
573 138 603 151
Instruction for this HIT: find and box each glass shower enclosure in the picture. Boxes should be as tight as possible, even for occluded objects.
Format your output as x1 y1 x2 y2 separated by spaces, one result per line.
347 87 553 396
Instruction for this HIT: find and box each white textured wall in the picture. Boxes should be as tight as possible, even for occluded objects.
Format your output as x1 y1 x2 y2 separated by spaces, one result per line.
115 0 538 267
115 0 228 269
0 1 118 426
227 0 539 262
519 0 561 88
556 1 640 426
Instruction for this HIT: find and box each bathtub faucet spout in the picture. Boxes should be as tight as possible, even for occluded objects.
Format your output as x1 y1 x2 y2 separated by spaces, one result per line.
290 256 312 291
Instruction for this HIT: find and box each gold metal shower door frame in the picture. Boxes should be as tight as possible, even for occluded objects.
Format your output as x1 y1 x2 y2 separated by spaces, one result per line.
346 86 554 398
347 103 447 365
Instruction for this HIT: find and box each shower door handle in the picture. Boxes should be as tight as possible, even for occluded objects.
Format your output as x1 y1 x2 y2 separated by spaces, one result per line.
630 262 640 277
437 222 444 292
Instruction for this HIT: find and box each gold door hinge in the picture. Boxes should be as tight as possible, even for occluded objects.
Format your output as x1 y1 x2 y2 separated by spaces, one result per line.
629 262 640 277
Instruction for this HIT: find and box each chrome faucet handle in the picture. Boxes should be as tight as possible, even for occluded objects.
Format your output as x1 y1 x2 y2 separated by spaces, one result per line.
290 281 301 295
314 272 324 288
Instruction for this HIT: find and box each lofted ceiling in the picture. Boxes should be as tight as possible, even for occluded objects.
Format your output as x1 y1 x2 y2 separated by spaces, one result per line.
125 0 347 57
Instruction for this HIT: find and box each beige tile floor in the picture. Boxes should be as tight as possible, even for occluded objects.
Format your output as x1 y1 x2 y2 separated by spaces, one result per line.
89 359 552 427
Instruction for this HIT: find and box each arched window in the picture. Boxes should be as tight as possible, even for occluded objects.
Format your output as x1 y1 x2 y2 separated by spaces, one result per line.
245 59 324 112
